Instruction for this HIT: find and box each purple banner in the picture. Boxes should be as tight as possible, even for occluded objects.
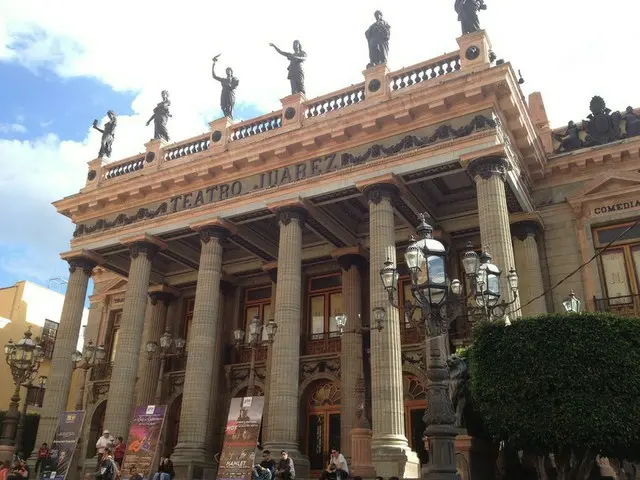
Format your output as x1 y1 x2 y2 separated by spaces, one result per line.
40 410 86 480
122 405 167 480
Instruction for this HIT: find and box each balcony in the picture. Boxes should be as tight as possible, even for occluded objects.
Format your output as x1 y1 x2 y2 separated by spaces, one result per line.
594 294 640 316
303 332 341 356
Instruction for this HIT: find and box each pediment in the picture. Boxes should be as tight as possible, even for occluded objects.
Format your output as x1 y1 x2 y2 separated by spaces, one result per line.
101 278 128 295
574 173 640 199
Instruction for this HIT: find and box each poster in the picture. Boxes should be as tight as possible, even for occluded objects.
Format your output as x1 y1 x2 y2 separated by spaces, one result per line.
122 405 167 480
216 396 265 480
40 410 85 480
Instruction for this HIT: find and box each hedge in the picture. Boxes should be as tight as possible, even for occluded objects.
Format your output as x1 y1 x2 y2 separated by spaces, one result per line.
467 313 640 459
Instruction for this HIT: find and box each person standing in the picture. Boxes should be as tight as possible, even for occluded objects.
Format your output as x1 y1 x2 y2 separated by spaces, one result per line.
96 430 114 456
35 443 49 477
95 448 117 480
114 437 126 468
274 451 295 480
0 461 10 480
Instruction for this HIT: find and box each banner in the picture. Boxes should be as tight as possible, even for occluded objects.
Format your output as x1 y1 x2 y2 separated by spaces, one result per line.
122 405 167 480
216 396 265 480
40 410 85 480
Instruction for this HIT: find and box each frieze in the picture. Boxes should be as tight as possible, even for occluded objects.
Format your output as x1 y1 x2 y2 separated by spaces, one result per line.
73 113 497 238
300 358 341 383
402 350 426 371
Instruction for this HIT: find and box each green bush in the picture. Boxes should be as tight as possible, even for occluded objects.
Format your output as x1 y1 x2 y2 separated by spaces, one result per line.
468 313 640 462
0 411 40 458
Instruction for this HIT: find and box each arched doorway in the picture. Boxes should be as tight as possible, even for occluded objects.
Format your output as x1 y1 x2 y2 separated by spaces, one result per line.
163 394 182 457
403 375 429 465
86 401 107 458
304 382 341 471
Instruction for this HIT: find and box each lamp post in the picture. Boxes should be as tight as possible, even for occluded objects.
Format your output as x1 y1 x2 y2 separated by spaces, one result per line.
378 214 465 480
233 314 278 397
14 374 47 458
562 290 582 313
460 243 519 322
146 332 186 405
72 341 107 410
333 310 386 336
1 327 45 460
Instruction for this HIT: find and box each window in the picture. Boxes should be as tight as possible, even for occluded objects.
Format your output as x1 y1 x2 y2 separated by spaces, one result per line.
308 273 342 340
244 286 272 342
107 312 122 362
399 278 421 326
25 385 45 407
594 223 640 304
183 297 195 341
41 320 59 359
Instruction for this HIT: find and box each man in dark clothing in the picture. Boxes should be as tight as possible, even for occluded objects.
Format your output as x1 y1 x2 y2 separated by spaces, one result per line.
253 450 276 480
96 448 117 480
35 443 48 477
275 451 294 480
129 465 143 480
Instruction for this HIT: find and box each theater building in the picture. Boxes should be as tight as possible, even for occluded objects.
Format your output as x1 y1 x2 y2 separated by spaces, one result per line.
37 29 640 480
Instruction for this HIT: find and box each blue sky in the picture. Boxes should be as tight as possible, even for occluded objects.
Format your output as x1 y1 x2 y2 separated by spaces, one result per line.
0 0 638 296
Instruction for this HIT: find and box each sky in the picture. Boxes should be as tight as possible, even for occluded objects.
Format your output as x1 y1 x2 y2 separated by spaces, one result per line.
0 0 638 294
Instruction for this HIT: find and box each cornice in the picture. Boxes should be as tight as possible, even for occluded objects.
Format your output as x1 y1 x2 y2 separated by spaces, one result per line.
54 66 524 221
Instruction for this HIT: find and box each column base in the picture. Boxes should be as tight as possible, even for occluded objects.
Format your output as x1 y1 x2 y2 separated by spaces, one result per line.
0 445 14 463
172 443 217 480
371 445 420 480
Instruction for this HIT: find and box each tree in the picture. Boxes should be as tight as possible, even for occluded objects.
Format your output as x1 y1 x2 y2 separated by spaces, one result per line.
467 313 640 480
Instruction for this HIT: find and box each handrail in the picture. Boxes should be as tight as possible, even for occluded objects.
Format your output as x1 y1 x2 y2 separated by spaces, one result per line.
102 154 146 181
164 133 211 162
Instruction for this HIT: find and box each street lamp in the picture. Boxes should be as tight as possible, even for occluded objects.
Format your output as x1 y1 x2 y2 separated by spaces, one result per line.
334 311 385 336
233 314 277 397
0 327 45 460
379 213 464 480
563 290 582 313
460 243 519 322
72 340 107 410
146 332 186 404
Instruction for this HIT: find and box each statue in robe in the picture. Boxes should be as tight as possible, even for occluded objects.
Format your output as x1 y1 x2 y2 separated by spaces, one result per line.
454 0 487 35
365 10 391 69
146 90 171 142
270 40 307 95
212 55 240 118
92 110 117 158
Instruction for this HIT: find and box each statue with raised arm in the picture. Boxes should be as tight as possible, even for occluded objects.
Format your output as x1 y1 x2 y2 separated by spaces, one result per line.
212 54 239 118
146 90 171 142
269 40 307 95
454 0 487 35
365 10 391 69
92 110 117 158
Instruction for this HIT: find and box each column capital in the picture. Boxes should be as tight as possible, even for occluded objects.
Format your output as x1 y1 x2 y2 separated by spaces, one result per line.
61 250 103 276
332 246 369 272
148 285 180 306
262 262 278 283
121 234 168 262
362 183 399 205
276 206 308 227
511 220 543 241
198 225 231 244
467 156 509 182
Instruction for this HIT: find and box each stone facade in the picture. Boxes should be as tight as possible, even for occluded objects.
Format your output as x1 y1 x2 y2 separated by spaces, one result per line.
41 29 640 480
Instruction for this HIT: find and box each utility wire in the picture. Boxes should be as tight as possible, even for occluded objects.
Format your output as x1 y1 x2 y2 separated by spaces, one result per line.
513 217 640 315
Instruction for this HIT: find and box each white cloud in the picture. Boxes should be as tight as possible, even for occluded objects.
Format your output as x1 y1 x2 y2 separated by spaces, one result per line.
0 0 639 282
0 122 27 134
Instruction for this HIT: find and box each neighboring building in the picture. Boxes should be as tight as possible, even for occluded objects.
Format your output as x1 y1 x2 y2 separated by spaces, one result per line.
0 281 88 414
37 29 640 480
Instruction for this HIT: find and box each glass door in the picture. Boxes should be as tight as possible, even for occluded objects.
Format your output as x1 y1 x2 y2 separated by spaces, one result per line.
307 411 341 471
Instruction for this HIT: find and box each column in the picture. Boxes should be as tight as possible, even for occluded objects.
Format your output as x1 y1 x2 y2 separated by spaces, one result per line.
512 221 547 317
337 253 365 460
263 207 307 469
205 287 226 455
32 255 97 454
468 156 521 316
104 241 160 438
135 290 174 407
172 225 228 471
364 183 420 478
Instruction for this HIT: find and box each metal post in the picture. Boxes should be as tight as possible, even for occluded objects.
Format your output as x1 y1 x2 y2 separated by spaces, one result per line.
154 355 167 405
14 389 29 457
0 385 21 447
